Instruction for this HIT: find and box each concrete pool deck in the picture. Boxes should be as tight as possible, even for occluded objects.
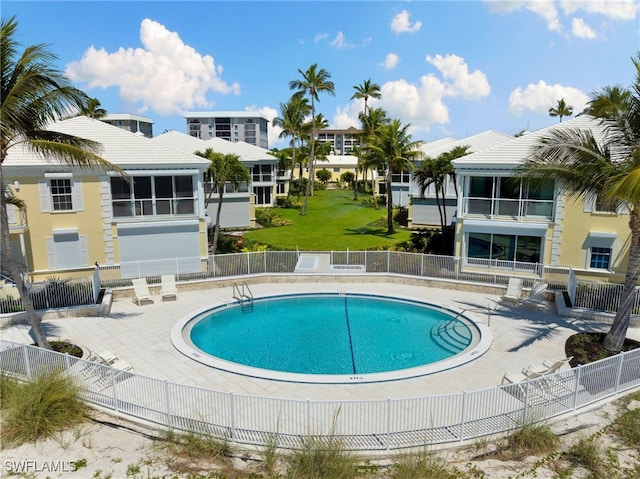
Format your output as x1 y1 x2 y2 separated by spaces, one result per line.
2 279 639 401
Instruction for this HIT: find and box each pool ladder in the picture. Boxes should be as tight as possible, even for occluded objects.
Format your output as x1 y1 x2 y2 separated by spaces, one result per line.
233 282 254 312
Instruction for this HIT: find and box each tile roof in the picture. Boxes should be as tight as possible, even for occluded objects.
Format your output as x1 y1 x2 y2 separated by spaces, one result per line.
421 130 512 158
3 116 209 169
153 131 275 163
452 115 605 170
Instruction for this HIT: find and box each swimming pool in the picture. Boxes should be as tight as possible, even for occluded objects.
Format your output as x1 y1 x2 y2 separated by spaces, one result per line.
171 292 492 383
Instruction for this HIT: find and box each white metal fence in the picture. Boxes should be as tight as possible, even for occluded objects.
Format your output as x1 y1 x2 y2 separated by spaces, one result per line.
1 340 638 451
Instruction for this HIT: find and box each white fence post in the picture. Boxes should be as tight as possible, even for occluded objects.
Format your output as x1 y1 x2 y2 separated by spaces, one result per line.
615 353 624 394
21 343 32 380
306 399 311 437
460 391 467 441
111 369 119 412
164 380 172 429
229 392 235 440
572 366 582 410
386 397 391 450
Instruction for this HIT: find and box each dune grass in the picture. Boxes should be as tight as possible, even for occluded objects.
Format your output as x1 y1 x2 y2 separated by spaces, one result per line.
244 189 412 251
0 370 87 447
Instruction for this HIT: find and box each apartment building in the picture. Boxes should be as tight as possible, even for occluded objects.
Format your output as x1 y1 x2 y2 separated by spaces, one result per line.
184 111 269 148
316 127 361 155
100 113 154 138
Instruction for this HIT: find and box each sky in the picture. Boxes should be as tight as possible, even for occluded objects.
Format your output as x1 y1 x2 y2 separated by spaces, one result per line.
4 1 639 149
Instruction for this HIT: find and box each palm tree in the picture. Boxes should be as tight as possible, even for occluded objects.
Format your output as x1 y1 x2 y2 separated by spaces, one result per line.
351 79 381 200
413 155 449 236
80 97 107 118
352 78 381 117
196 148 250 255
548 98 573 122
1 16 119 349
367 119 423 234
359 107 389 206
517 54 640 352
585 85 631 121
272 95 310 204
289 63 335 215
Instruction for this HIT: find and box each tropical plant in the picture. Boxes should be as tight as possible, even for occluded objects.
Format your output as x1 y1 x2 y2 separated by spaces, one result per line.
585 85 632 121
367 119 423 234
351 79 381 201
413 155 450 235
359 107 390 205
196 149 251 255
517 54 640 352
548 98 573 122
1 16 118 348
272 94 311 202
79 97 107 118
289 63 335 215
315 168 332 183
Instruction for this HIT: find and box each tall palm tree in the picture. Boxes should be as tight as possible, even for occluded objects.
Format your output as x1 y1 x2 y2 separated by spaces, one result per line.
548 98 573 122
517 54 640 352
351 79 381 200
413 155 449 236
586 85 631 121
359 107 389 206
272 95 310 203
1 16 118 349
196 149 250 255
367 119 423 234
289 63 335 215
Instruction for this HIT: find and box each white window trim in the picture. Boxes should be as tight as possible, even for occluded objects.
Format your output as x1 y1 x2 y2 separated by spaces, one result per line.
39 177 83 213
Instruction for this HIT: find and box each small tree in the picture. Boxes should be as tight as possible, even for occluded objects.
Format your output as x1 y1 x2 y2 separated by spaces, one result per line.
315 168 332 184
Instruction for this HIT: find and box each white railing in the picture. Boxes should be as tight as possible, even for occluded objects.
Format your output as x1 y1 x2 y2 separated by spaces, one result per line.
1 340 638 451
573 282 640 318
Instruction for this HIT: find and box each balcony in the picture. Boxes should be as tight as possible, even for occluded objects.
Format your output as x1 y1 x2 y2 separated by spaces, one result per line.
464 197 553 220
7 204 28 233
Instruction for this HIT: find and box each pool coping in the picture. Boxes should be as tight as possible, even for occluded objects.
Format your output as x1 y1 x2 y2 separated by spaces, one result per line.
170 290 493 384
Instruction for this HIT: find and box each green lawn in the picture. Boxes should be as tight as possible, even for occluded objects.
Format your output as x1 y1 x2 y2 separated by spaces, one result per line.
244 189 412 250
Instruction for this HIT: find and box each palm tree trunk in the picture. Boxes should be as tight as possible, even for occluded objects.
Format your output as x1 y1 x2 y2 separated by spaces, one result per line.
386 169 394 234
301 102 316 216
211 191 224 255
603 209 640 351
0 179 50 348
353 167 359 200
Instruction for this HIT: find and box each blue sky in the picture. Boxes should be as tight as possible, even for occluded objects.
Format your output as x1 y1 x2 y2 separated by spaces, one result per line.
4 1 639 148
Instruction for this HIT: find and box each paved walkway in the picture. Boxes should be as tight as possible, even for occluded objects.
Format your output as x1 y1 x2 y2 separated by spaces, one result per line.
2 278 638 401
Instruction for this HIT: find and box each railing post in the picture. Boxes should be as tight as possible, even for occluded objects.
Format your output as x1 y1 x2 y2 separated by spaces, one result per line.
572 366 582 410
386 397 391 450
111 368 119 413
264 251 268 273
246 253 250 275
523 380 530 424
387 250 390 273
22 343 32 380
229 392 235 440
460 391 467 441
306 399 311 437
614 352 625 394
64 352 71 373
164 380 172 430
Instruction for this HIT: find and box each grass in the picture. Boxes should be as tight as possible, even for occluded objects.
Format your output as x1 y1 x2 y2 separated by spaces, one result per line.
244 189 412 250
502 423 560 459
286 436 358 479
0 370 87 447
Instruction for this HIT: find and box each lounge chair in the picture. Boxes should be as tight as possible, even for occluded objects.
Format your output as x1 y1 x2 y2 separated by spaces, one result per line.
88 349 119 365
523 282 548 310
132 278 154 305
161 274 178 301
111 359 133 371
501 278 523 306
523 357 572 378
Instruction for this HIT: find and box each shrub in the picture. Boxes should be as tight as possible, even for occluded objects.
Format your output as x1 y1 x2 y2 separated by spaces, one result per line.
255 208 293 227
286 436 358 479
505 423 559 458
1 369 87 446
315 168 332 183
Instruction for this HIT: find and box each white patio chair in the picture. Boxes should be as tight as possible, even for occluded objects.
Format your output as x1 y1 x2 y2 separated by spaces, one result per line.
501 278 523 306
161 274 178 301
132 278 154 305
523 282 549 310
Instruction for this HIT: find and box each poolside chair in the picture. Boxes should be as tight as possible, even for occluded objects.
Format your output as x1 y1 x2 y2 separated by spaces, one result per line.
523 282 548 310
111 359 133 372
88 349 119 365
523 357 573 378
161 274 178 301
501 278 523 306
132 278 154 305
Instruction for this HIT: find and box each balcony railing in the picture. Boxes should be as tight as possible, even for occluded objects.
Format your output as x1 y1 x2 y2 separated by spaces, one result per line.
7 204 28 231
464 197 553 219
112 198 196 218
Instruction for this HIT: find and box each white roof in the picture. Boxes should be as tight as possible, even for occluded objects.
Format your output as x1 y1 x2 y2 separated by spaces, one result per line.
453 115 605 171
184 110 270 121
101 113 154 123
152 130 275 163
3 116 208 170
422 130 512 158
318 155 359 168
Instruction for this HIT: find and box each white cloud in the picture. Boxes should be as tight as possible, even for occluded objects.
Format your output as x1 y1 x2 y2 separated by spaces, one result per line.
330 32 352 49
314 33 329 43
508 80 589 115
381 53 400 70
560 0 639 20
526 1 562 32
572 17 597 38
65 19 239 116
391 10 422 34
333 55 489 137
426 54 491 100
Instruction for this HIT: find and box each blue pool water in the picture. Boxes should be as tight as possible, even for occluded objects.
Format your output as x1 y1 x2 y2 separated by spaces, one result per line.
187 293 474 376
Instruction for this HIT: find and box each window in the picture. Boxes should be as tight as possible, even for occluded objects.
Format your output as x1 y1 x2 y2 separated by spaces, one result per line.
252 164 272 182
50 179 73 211
110 175 195 218
594 196 617 213
467 232 542 264
46 229 88 269
253 186 272 206
590 247 611 269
